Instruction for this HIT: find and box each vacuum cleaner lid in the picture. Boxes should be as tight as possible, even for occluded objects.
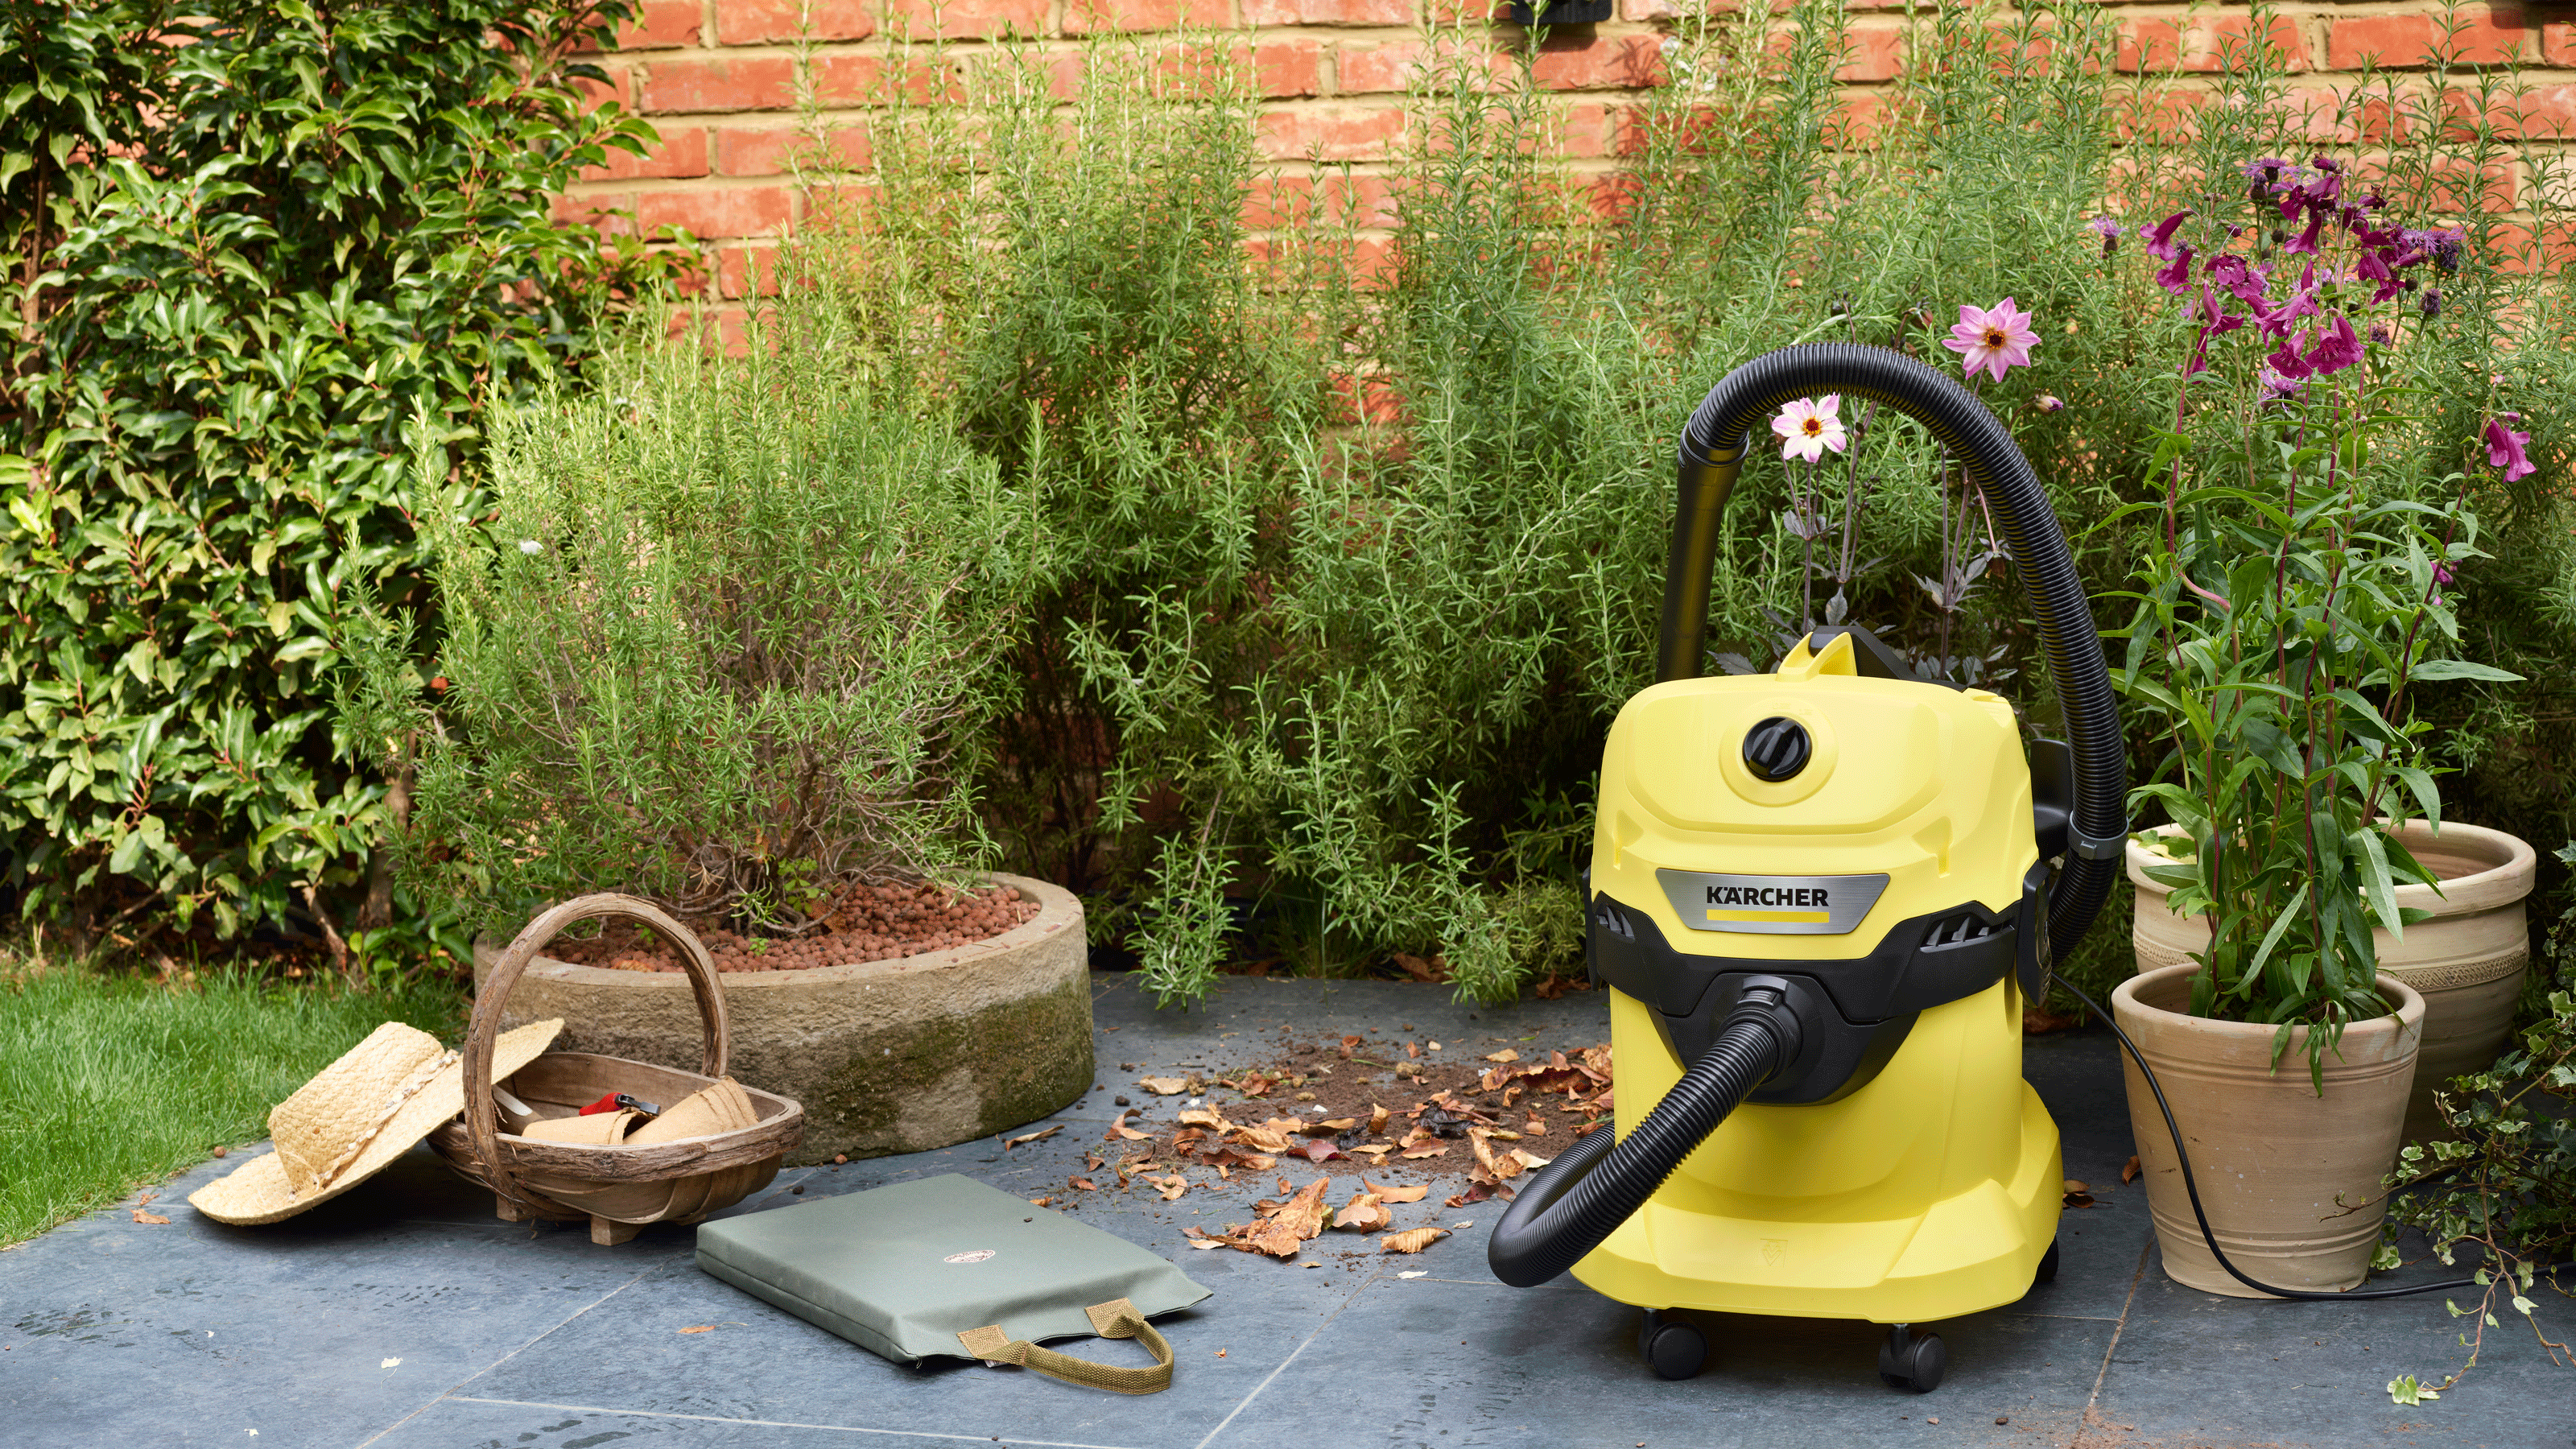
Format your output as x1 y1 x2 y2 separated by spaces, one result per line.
696 1173 1212 1366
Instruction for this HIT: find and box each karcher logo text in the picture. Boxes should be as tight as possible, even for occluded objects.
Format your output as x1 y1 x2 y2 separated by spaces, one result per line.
1705 885 1830 910
1655 869 1889 935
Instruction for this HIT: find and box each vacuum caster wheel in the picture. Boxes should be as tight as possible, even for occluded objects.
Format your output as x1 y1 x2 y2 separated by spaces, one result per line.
1637 1310 1707 1381
2034 1236 2062 1286
1878 1324 1946 1394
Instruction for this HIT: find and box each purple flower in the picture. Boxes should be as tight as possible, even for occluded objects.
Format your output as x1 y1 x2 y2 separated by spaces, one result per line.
2265 341 2313 382
2485 415 2535 481
2281 207 2327 256
2258 365 2307 403
2192 283 2245 338
2240 156 2295 186
2433 563 2455 585
2304 315 2364 375
2153 244 2195 296
2421 287 2445 319
2144 211 2193 261
1941 299 2041 383
2209 254 2269 306
2087 217 2122 258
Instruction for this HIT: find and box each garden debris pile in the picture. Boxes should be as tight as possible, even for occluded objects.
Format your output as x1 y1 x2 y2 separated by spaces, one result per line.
543 881 1038 972
1068 1032 1615 1258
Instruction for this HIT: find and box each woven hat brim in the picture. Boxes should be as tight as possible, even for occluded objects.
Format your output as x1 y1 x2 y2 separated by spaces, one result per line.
189 1018 564 1226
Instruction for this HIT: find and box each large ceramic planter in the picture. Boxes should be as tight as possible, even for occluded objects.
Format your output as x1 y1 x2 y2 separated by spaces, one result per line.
472 873 1089 1165
2113 962 2423 1295
2128 820 2534 1140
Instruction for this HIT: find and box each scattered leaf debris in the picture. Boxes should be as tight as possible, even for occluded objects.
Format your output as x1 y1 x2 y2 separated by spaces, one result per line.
1381 1226 1450 1254
2121 1154 2142 1184
1004 1125 1061 1150
679 1326 715 1334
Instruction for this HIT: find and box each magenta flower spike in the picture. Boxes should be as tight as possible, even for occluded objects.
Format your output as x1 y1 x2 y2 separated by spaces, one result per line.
2485 415 2535 481
1942 299 2041 384
2303 315 2363 376
1771 394 1849 464
2143 211 2193 261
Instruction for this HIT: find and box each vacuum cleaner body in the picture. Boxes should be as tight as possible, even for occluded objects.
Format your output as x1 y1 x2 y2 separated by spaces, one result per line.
1579 628 2062 1324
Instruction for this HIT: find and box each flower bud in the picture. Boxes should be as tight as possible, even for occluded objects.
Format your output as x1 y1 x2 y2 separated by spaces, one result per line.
2421 288 2443 319
2035 395 2066 413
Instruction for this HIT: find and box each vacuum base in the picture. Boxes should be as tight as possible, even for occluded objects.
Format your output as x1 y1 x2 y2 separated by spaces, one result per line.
1569 1082 2063 1326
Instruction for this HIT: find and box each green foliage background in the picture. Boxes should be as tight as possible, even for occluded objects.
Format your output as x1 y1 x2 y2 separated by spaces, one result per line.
0 0 671 952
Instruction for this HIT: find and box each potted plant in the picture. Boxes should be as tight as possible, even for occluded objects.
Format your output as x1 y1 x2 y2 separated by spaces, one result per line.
2103 157 2528 1294
342 288 1089 1163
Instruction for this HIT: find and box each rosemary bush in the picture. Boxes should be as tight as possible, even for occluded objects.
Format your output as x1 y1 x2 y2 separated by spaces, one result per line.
345 295 1041 938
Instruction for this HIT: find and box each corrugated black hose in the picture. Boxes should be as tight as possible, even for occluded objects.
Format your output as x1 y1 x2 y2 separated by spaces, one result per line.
1488 980 1803 1287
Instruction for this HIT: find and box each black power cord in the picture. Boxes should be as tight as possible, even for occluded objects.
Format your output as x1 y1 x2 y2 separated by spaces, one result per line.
2054 979 2571 1300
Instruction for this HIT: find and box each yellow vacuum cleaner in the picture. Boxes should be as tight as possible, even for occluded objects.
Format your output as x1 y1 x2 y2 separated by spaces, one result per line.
1488 344 2129 1393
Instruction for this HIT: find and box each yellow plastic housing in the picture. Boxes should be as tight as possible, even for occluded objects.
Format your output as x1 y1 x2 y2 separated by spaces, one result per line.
1575 632 2061 1323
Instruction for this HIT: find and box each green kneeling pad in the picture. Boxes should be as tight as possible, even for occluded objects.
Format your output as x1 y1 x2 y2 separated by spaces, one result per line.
696 1173 1212 1393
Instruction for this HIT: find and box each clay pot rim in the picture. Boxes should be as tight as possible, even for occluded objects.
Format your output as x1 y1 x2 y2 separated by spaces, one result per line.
2125 819 2534 914
471 871 1082 993
2112 960 2425 1046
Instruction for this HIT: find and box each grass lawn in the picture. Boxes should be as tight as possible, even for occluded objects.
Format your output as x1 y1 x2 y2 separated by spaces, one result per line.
0 962 467 1246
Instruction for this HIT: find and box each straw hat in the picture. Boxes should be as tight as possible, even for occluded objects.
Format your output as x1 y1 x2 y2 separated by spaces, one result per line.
190 1017 564 1225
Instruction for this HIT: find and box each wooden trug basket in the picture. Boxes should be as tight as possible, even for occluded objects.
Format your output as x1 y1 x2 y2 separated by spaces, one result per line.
427 893 804 1245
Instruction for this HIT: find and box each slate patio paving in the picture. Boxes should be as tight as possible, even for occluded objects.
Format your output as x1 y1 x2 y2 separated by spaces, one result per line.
4 972 2571 1449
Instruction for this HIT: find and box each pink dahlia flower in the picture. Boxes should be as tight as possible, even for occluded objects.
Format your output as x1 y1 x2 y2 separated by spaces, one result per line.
1942 298 2041 384
1771 394 1848 464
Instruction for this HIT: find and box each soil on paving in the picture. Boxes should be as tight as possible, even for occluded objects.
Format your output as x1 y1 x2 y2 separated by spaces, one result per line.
543 880 1039 973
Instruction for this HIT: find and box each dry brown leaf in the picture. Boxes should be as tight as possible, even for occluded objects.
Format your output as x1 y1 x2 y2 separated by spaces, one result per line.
679 1325 716 1334
1523 1116 1547 1136
1340 1034 1363 1059
1069 1176 1097 1191
1231 1176 1334 1258
1467 1128 1504 1176
1137 1076 1191 1096
1316 1117 1357 1132
2121 1154 2142 1185
1392 952 1439 981
1005 1124 1062 1149
1400 1145 1448 1159
1368 1103 1390 1134
1381 1227 1450 1254
1117 1126 1152 1141
1185 1237 1229 1250
1509 1148 1552 1171
1333 1188 1391 1232
1484 1048 1521 1063
1028 1196 1055 1208
1295 1140 1346 1163
1351 1144 1394 1160
2062 1179 2089 1194
131 1210 170 1224
1404 1039 1422 1060
1154 1174 1189 1202
1178 1108 1233 1129
1367 1179 1430 1203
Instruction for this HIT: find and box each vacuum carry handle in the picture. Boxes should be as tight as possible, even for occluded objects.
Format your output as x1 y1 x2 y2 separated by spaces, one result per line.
1654 342 2128 952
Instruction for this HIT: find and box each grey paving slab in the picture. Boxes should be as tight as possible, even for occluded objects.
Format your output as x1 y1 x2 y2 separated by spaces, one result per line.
1199 1271 2116 1449
9 970 2562 1449
2089 1243 2576 1448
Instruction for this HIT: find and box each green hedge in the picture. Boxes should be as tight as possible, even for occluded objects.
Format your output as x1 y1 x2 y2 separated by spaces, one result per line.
0 0 672 948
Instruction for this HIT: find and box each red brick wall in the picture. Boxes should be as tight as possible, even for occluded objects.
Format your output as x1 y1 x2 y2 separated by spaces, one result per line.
560 1 2576 299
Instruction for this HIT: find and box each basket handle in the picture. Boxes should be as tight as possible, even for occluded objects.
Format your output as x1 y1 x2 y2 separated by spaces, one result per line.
462 893 731 1215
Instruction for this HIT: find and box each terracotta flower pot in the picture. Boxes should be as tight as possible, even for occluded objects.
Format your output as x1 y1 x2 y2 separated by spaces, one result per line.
2113 963 2423 1296
2128 820 2534 1141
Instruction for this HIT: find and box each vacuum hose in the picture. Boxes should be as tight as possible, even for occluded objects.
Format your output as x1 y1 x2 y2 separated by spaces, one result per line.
1657 343 2127 953
1488 980 1805 1286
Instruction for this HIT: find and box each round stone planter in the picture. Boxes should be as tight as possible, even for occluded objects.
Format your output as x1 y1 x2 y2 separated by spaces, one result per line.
2113 962 2423 1297
2127 820 2535 1141
471 873 1090 1165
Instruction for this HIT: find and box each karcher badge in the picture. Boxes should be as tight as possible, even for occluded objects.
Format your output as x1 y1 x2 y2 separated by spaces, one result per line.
1655 869 1889 935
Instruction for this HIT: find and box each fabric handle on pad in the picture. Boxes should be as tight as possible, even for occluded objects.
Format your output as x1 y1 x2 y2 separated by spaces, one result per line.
956 1298 1174 1394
